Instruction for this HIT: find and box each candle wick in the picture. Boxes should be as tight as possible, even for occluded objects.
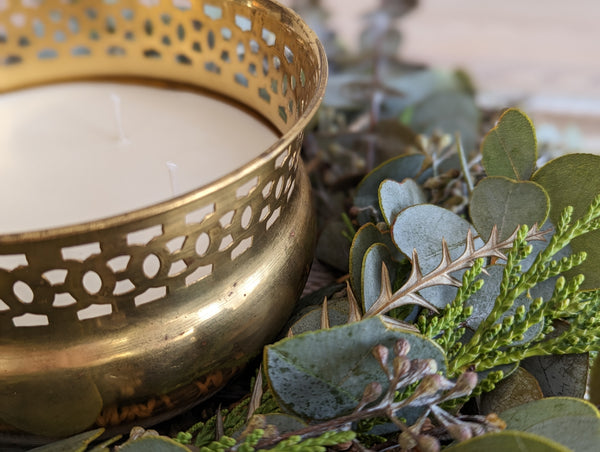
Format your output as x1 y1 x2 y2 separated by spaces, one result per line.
109 93 131 146
166 161 181 196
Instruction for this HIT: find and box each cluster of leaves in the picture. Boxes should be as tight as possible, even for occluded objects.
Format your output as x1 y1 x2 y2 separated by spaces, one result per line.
32 1 600 451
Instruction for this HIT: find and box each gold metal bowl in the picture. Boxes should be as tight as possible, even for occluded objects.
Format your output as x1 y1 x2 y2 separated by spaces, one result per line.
0 0 326 441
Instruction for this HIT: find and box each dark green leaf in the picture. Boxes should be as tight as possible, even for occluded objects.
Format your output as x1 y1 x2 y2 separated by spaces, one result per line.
480 367 543 415
469 177 549 241
444 431 570 452
481 108 537 180
532 153 600 289
119 436 190 451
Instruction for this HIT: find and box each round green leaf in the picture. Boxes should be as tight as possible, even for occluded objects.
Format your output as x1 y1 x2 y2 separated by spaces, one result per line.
500 397 600 430
350 223 386 301
290 298 352 335
481 108 537 180
354 154 426 224
444 431 569 452
500 397 600 452
391 204 481 308
470 177 549 241
411 90 480 152
264 317 446 421
379 178 426 226
532 153 600 289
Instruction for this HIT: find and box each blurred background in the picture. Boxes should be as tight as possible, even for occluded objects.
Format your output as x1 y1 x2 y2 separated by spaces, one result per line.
281 0 600 152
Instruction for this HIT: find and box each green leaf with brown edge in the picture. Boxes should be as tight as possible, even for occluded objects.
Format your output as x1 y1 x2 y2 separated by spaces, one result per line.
499 397 600 452
354 154 426 224
0 372 103 438
264 316 446 421
444 431 569 452
378 178 427 227
119 436 190 451
481 108 537 180
30 429 105 452
469 177 549 241
361 244 395 314
480 367 543 415
532 153 600 289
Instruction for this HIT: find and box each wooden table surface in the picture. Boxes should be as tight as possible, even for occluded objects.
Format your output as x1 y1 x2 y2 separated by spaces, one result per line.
282 0 600 152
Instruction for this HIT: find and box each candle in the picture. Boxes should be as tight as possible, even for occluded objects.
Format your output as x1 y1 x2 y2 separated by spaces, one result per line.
0 81 279 234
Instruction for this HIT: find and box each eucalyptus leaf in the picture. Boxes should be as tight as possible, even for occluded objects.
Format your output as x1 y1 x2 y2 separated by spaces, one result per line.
316 219 350 273
520 320 589 398
480 367 543 415
410 90 480 152
361 244 395 313
354 154 426 224
264 317 446 421
444 431 570 452
379 178 427 226
350 223 386 300
30 429 104 452
290 297 351 335
532 153 600 289
481 108 537 180
469 177 549 241
391 204 481 308
500 397 600 452
119 436 190 451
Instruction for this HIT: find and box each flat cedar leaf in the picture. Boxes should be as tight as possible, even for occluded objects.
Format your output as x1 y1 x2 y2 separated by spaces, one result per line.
500 397 600 452
443 431 569 452
481 108 537 180
391 204 482 308
119 437 190 451
469 177 549 241
30 429 104 452
379 178 427 226
465 266 543 346
480 367 543 415
354 154 426 224
264 317 446 421
0 373 103 438
532 153 600 289
361 244 395 313
410 90 480 152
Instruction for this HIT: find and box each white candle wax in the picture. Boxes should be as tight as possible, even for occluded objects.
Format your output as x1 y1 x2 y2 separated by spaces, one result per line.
0 82 279 234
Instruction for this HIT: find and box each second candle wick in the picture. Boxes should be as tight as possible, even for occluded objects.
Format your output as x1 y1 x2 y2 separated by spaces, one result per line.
110 93 131 146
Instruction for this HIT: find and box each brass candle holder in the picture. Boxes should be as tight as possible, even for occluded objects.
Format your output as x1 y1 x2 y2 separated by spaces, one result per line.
0 0 326 443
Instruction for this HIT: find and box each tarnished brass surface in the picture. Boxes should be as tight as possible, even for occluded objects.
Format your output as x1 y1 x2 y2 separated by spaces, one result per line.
0 0 326 441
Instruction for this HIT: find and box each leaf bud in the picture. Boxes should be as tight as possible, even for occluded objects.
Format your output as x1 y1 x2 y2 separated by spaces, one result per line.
451 371 478 398
485 413 507 431
446 423 472 442
393 356 411 379
416 434 441 452
397 431 417 450
394 338 411 357
358 381 383 409
372 344 389 368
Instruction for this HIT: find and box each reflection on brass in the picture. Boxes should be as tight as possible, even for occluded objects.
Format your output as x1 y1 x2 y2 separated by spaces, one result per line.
0 0 327 442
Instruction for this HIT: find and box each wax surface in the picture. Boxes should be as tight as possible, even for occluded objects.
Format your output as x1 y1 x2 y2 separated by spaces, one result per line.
0 82 279 234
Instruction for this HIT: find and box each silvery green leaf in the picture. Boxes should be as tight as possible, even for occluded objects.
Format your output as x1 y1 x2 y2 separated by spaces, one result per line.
379 179 426 226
